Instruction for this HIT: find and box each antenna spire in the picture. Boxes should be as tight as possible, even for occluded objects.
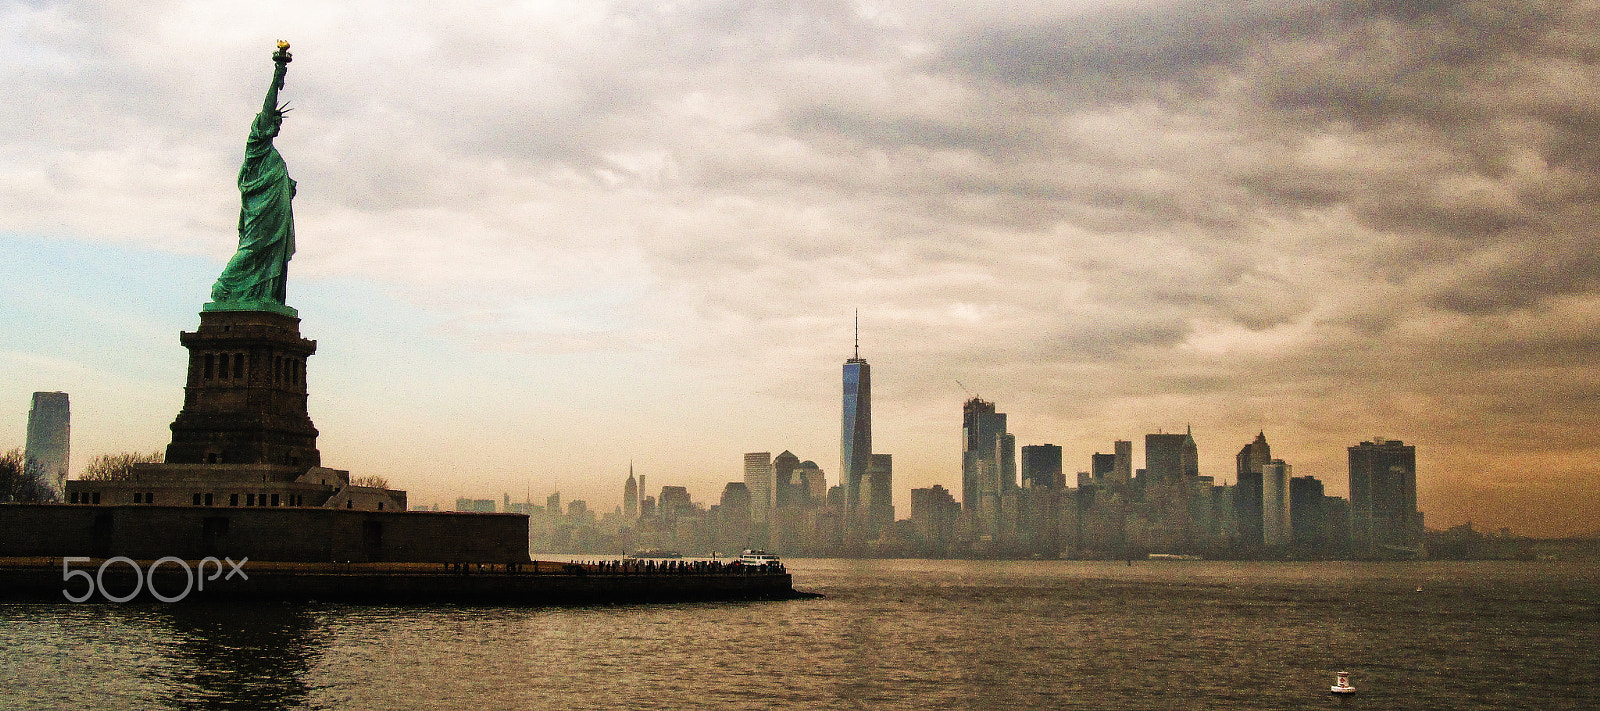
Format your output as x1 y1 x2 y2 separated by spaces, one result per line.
853 309 859 359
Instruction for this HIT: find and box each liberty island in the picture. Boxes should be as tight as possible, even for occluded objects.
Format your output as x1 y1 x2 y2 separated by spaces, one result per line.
0 44 796 604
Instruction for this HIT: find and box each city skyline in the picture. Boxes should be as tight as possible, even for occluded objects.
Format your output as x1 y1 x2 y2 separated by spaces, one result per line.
3 3 1599 536
505 423 1408 560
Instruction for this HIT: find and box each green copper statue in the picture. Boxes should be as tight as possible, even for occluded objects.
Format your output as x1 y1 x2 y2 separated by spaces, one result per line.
207 41 298 317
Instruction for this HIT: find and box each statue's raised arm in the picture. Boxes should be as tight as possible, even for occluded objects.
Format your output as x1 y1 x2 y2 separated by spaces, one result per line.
264 41 290 112
208 42 299 317
246 42 291 160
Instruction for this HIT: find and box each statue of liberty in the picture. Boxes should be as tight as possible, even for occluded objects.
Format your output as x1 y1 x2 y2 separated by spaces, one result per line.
208 41 298 317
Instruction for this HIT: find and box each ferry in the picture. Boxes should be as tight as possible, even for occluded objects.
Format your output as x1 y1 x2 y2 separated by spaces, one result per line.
738 549 781 566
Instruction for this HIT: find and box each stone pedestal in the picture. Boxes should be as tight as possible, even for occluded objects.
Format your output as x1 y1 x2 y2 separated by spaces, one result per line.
165 310 320 468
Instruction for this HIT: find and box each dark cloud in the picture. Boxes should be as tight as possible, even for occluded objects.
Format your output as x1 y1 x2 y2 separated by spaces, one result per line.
1255 1 1559 124
939 1 1288 99
787 105 1031 156
1420 234 1600 314
1047 314 1192 359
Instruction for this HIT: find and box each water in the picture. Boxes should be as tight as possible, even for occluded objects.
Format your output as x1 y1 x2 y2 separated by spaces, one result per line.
2 560 1596 710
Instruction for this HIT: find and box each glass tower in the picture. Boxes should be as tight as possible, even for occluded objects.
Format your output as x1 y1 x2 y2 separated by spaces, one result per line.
24 391 70 500
841 355 871 526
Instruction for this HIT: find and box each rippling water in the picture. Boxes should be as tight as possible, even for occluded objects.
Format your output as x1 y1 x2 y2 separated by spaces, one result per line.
2 560 1597 710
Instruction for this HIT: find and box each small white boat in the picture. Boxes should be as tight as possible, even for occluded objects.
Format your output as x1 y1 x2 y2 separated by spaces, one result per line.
1330 671 1357 694
738 549 781 566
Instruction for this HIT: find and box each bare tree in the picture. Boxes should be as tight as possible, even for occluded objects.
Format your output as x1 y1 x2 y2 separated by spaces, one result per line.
80 451 164 482
349 474 390 489
0 448 51 502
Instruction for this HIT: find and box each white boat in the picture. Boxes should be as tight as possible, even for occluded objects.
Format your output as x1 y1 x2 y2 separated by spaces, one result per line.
1330 671 1357 694
738 549 781 566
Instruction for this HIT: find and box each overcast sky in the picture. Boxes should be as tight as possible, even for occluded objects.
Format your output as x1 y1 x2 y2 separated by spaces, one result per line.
3 0 1598 536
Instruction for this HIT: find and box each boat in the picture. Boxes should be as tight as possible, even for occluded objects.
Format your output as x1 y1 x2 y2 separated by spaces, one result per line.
1330 671 1357 694
738 549 781 566
627 549 682 559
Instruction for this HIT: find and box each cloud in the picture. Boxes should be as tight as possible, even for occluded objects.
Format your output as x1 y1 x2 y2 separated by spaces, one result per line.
3 0 1600 533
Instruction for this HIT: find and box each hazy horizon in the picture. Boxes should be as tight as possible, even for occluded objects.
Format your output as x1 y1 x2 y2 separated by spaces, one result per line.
3 1 1598 536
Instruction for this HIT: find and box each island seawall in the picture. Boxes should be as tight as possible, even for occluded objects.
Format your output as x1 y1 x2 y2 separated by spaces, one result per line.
0 556 799 605
0 505 803 604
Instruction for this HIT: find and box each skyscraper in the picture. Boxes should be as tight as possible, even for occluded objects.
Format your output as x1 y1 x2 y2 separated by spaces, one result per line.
1145 431 1198 483
623 464 639 519
1261 459 1291 547
1113 440 1132 486
24 392 69 500
1237 431 1272 477
1234 431 1271 546
658 486 693 521
962 397 1009 535
795 460 825 504
1090 452 1116 483
1289 474 1326 548
1145 428 1200 546
841 315 871 529
773 450 803 509
716 481 753 552
719 482 752 525
910 484 960 551
865 453 894 535
998 433 1016 492
744 452 774 526
1021 444 1063 489
1348 438 1421 556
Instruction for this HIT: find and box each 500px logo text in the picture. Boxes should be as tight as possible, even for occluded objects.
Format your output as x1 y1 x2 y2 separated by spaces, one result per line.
61 556 249 603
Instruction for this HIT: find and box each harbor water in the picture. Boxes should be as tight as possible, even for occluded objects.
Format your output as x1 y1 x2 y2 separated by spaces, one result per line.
2 559 1596 710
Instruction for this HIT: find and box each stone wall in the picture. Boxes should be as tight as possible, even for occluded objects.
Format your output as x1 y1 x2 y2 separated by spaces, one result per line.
0 560 798 603
0 505 527 563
